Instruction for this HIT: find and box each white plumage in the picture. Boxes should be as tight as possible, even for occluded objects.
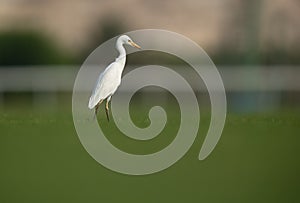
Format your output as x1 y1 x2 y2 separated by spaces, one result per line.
88 35 141 121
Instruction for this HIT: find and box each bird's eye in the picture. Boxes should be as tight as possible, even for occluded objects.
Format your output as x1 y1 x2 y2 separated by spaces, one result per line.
128 40 131 42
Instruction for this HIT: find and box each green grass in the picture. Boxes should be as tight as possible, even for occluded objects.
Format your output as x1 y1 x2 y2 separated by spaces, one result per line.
0 105 299 203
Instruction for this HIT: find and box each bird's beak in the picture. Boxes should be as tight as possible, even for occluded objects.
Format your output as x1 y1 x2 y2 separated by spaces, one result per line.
130 41 141 49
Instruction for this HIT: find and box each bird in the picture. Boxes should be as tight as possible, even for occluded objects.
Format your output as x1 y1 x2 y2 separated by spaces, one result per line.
88 35 141 121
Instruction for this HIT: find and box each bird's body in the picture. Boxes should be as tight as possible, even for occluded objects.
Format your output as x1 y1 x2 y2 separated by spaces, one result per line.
88 59 124 109
88 35 141 120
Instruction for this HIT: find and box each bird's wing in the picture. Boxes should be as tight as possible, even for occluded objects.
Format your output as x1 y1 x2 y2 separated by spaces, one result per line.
88 62 121 109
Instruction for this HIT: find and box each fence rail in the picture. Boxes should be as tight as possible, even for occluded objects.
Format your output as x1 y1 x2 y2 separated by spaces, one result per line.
0 66 299 92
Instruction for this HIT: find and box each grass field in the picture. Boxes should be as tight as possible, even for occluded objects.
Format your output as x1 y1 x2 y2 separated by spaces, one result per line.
0 103 299 202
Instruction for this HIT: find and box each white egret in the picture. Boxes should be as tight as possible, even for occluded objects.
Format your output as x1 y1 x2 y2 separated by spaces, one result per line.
88 35 141 121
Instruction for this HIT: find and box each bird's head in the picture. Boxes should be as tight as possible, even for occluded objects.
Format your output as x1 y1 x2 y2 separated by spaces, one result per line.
118 35 141 49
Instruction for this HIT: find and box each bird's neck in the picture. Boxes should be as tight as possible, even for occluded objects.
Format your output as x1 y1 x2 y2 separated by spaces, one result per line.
115 42 126 64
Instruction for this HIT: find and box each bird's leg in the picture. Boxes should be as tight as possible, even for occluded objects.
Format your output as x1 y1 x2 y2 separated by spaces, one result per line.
95 104 99 114
105 96 111 122
93 99 103 120
105 100 110 122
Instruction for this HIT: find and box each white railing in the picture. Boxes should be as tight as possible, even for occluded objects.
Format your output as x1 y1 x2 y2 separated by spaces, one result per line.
0 66 300 92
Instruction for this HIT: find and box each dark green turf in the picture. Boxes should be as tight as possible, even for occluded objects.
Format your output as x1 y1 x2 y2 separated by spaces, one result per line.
0 105 299 203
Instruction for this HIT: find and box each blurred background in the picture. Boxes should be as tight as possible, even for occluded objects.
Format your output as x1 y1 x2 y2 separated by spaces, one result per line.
0 0 299 109
0 0 299 202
